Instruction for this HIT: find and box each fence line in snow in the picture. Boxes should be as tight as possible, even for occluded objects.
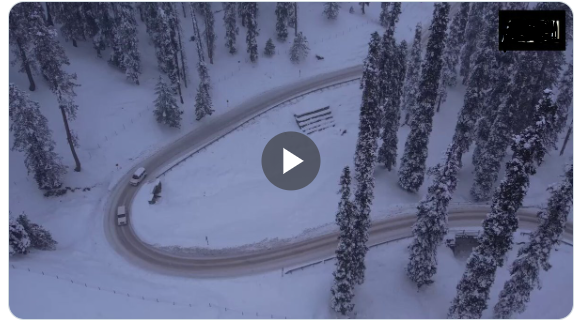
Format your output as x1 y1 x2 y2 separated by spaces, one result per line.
9 264 290 319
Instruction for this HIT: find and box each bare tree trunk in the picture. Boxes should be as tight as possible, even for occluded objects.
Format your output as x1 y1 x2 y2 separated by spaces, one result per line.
181 3 187 17
177 28 188 88
560 123 572 156
138 4 145 22
46 2 54 26
240 3 246 27
173 48 184 104
294 3 298 35
169 30 184 104
190 6 205 62
72 39 77 47
17 41 36 91
59 105 81 172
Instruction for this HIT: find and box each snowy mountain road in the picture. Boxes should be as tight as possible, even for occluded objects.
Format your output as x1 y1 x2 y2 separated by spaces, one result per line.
104 66 572 278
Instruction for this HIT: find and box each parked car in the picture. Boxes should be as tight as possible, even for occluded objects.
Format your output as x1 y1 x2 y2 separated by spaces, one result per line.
117 205 128 226
130 167 147 186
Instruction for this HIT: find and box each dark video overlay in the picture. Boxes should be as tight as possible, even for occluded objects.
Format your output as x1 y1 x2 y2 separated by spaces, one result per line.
499 10 566 51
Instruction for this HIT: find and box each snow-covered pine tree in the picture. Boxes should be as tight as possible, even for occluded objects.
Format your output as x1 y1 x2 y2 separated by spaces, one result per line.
223 3 239 54
189 6 212 122
436 2 470 111
289 32 310 64
513 16 565 135
554 64 573 144
153 76 181 128
450 3 499 167
459 2 486 85
32 6 82 172
387 2 402 28
197 59 211 93
387 37 407 131
349 6 355 14
90 3 115 58
376 10 399 119
470 50 543 201
330 166 356 316
275 2 289 42
195 62 214 121
144 6 171 78
288 2 296 24
53 3 86 48
323 3 340 20
441 3 470 88
238 2 248 27
352 32 381 285
471 4 516 171
9 218 30 256
51 3 108 56
264 38 276 57
194 3 206 16
508 53 563 137
9 84 66 191
201 3 216 64
360 32 381 95
109 3 141 85
406 143 459 288
240 2 259 27
140 3 157 35
9 2 39 91
45 2 55 26
190 4 206 62
16 213 58 251
435 77 448 113
402 23 423 125
397 40 408 81
397 2 450 192
493 164 573 319
379 2 390 28
245 5 259 63
448 89 560 319
376 5 405 171
288 2 297 32
250 2 259 19
195 84 212 122
170 3 189 89
145 3 185 103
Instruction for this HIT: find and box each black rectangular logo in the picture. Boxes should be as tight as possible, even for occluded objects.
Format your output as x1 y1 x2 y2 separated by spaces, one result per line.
499 10 566 51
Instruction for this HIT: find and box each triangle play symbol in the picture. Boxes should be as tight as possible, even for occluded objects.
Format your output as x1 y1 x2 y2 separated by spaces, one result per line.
283 148 304 174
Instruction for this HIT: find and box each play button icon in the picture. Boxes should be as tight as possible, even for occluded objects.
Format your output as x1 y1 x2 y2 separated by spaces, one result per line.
283 148 303 174
262 132 321 190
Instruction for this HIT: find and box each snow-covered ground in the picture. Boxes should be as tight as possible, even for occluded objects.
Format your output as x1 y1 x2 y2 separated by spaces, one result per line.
132 79 573 248
8 2 573 319
9 2 437 247
10 237 572 319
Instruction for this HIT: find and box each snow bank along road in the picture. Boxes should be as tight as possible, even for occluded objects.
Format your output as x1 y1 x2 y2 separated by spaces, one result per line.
104 66 573 278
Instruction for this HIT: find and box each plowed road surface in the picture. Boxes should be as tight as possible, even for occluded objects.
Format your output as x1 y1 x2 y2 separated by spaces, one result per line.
104 66 572 278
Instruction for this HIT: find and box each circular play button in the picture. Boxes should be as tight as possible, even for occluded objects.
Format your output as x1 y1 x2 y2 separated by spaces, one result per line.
261 132 321 190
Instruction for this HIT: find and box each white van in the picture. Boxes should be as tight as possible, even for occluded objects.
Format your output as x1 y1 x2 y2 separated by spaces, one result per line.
117 205 128 226
130 167 147 186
